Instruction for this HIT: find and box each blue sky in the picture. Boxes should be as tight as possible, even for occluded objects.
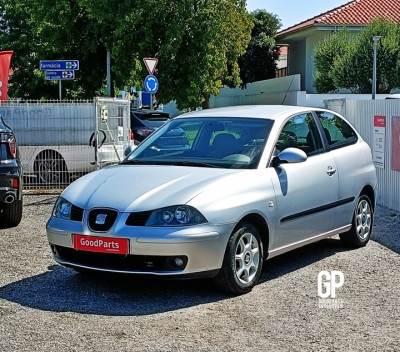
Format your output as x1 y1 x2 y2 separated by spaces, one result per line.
247 0 350 29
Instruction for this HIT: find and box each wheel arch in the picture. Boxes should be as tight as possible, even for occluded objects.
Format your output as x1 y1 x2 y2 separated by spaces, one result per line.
360 185 375 210
33 148 67 170
237 212 270 258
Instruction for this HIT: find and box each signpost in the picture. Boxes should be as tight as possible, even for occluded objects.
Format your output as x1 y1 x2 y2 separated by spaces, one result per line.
39 60 79 100
44 70 75 80
143 58 158 75
143 58 159 109
144 74 159 109
40 60 79 71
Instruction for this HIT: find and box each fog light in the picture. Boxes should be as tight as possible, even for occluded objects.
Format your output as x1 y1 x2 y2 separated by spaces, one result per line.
174 257 184 267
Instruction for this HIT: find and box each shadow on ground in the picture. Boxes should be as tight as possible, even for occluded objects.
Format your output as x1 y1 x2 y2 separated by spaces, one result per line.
0 238 350 316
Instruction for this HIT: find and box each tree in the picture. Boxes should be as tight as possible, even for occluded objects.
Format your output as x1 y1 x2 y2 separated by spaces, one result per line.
238 9 281 86
1 0 253 107
315 19 400 93
315 31 354 93
112 0 253 109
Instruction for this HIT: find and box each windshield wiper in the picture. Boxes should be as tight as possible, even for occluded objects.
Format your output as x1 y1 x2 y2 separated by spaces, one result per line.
120 159 221 168
167 161 220 168
120 159 152 165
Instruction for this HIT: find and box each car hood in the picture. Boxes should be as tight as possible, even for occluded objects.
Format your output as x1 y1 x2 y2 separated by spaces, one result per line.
62 165 239 212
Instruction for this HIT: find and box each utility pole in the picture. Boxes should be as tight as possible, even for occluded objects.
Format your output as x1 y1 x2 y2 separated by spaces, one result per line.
59 80 62 100
106 49 111 96
372 36 381 100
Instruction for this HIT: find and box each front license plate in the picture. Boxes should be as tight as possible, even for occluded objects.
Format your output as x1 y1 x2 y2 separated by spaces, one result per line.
73 234 129 255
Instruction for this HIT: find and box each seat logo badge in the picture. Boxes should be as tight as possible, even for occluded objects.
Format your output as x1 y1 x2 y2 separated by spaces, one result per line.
95 214 107 225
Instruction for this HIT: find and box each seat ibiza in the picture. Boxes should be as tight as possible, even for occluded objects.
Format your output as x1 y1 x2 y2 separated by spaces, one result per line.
47 106 377 294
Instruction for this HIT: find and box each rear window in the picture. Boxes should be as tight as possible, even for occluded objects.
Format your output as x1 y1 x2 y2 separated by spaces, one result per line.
133 112 170 121
316 111 358 150
0 141 9 160
132 112 170 129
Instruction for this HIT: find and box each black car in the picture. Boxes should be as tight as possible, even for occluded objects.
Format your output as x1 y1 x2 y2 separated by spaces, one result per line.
130 109 170 143
0 115 22 227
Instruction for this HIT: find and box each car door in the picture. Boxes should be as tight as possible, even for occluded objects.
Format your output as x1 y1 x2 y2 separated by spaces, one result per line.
270 112 339 250
315 110 360 228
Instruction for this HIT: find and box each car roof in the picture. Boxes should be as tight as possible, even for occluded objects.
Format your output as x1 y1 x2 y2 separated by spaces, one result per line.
177 105 327 123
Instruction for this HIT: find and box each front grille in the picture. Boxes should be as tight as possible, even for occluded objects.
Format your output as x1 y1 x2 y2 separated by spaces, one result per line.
54 246 187 272
125 211 151 226
71 205 84 222
88 208 118 232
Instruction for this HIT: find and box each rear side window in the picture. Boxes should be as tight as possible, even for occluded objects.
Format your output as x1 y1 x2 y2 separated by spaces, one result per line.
276 113 324 156
316 111 358 150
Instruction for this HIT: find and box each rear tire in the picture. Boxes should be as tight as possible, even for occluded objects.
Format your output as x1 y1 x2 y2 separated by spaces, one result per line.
1 199 23 227
214 223 264 295
340 195 373 248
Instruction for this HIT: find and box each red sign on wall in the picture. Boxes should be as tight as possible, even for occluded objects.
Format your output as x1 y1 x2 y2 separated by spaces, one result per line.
392 116 400 172
373 115 386 168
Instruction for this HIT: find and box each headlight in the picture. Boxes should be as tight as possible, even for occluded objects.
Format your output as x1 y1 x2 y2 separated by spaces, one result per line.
146 205 207 226
53 197 72 220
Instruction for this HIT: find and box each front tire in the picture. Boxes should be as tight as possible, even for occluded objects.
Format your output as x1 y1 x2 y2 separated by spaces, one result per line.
340 195 373 247
214 223 264 295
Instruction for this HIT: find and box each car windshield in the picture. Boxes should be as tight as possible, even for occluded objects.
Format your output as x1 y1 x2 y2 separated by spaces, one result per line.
124 117 274 169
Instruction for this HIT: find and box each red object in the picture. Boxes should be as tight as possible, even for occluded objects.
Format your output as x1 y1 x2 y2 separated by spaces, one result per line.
374 115 386 128
11 178 19 189
392 116 400 171
73 234 129 255
8 137 17 159
278 0 400 37
0 51 14 101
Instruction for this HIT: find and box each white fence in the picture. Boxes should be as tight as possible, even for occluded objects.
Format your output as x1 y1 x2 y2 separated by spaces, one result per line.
0 98 131 191
326 99 400 212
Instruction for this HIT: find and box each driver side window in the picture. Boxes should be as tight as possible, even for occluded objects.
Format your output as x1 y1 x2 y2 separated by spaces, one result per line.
276 113 323 156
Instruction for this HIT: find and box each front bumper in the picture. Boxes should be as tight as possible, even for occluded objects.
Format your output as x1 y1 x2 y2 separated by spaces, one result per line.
47 216 235 276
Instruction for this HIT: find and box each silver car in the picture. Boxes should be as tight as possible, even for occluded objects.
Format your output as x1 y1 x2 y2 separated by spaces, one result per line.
47 106 377 294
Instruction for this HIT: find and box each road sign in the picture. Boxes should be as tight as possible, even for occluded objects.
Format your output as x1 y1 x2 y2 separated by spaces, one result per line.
40 60 79 71
143 58 158 75
144 75 159 94
45 70 75 80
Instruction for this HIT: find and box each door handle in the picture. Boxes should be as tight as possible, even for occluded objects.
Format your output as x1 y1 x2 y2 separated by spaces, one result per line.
327 166 337 176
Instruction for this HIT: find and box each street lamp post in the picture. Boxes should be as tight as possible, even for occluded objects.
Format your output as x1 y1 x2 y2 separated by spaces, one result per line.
372 36 382 100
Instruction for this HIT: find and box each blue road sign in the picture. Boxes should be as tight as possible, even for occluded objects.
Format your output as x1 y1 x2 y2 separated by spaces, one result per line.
45 70 75 80
40 60 79 71
144 75 159 94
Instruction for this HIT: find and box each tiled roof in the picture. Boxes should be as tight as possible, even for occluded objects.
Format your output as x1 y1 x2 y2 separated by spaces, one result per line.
278 0 400 37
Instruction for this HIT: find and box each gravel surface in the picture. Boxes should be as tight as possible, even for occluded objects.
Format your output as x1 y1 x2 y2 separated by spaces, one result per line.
0 195 399 352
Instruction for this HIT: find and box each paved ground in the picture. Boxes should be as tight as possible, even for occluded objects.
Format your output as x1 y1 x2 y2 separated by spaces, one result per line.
0 195 399 352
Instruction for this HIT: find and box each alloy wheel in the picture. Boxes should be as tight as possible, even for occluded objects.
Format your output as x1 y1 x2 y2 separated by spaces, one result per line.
235 232 260 285
356 199 372 240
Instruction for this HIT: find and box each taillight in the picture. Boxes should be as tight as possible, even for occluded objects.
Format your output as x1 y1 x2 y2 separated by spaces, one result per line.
8 137 17 159
11 178 19 189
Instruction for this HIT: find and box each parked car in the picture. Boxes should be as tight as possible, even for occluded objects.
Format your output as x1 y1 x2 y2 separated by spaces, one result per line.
47 105 377 294
0 115 23 227
130 109 170 143
0 99 131 186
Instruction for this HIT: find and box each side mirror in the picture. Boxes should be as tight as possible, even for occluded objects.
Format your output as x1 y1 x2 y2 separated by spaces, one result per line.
275 147 307 165
124 145 134 157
